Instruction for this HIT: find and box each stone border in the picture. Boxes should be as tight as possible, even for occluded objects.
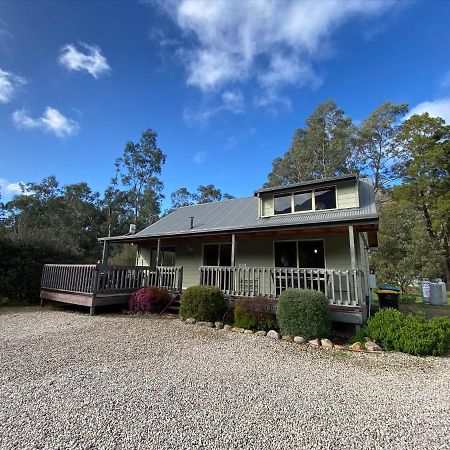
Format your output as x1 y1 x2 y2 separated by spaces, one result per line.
183 318 383 353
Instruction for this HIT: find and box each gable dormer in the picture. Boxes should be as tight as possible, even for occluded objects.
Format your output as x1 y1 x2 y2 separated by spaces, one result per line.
255 174 360 218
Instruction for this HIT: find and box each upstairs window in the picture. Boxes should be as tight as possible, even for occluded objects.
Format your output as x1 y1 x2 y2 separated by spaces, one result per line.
315 188 336 210
274 194 292 215
294 191 312 212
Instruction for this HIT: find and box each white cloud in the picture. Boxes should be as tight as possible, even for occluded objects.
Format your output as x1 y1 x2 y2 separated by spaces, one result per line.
161 0 395 108
193 150 206 163
0 178 25 199
12 107 80 137
0 68 26 103
408 97 450 123
59 43 110 78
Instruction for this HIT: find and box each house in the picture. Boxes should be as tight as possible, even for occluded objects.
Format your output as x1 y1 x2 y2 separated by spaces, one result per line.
40 174 378 322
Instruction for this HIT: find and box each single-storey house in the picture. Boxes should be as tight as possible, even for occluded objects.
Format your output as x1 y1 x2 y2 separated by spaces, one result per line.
40 174 378 323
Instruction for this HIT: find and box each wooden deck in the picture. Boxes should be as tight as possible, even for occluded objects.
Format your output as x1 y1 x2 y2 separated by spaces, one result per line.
40 264 183 315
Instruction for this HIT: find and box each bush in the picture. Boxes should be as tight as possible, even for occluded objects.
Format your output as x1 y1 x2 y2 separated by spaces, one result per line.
179 285 225 322
128 287 171 313
366 308 450 356
234 297 277 331
400 295 417 303
276 289 330 340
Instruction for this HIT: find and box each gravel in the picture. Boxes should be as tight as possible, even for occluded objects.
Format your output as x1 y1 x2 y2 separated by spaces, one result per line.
1 307 449 450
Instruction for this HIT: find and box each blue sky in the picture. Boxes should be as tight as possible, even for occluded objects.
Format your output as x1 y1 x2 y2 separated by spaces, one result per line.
1 0 450 210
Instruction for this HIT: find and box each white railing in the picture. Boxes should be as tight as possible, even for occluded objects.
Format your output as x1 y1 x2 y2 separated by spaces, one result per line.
199 266 365 306
41 264 183 294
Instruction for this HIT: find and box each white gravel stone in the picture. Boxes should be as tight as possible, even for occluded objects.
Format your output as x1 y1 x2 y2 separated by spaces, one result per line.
294 336 305 344
185 318 196 324
267 330 280 340
1 307 449 450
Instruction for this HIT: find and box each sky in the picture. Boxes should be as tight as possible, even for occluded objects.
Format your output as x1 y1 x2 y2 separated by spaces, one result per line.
1 0 450 210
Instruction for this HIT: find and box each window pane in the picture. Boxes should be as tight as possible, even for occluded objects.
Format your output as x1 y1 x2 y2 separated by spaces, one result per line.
274 241 297 268
274 194 292 215
298 241 325 268
203 244 219 266
315 188 336 210
219 244 232 266
294 191 312 212
161 246 176 266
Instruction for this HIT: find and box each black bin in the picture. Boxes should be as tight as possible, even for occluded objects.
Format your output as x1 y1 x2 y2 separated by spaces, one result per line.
374 285 401 309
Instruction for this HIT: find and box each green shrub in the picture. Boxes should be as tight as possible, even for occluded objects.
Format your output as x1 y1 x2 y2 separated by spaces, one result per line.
366 308 450 356
276 289 330 340
400 295 417 304
365 308 403 350
234 297 277 331
179 285 225 322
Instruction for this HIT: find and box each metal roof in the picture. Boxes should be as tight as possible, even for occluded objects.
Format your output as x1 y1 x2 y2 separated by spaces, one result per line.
101 177 377 242
254 173 358 195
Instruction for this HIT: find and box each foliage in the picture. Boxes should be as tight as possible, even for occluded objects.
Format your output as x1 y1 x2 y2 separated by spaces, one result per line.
128 287 171 313
400 295 417 304
108 244 137 265
233 297 278 330
0 235 80 302
168 184 234 212
395 113 450 288
366 308 450 356
370 200 443 292
356 102 408 192
265 100 356 187
276 289 330 340
179 285 225 322
114 128 166 229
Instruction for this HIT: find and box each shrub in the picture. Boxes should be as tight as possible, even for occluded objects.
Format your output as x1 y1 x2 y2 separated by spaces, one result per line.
276 289 330 340
128 287 171 313
366 308 450 356
179 285 225 322
234 297 277 331
400 295 417 304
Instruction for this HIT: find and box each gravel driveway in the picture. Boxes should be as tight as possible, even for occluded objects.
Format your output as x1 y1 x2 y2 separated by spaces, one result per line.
1 307 449 450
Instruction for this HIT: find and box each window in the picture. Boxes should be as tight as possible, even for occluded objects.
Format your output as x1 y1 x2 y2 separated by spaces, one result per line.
150 246 176 267
203 244 232 266
274 240 325 268
274 194 292 215
298 241 325 268
314 188 336 210
294 191 312 212
274 241 297 268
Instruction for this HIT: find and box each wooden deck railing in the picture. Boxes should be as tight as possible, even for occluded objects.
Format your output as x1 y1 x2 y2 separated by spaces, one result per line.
41 264 183 295
199 266 366 306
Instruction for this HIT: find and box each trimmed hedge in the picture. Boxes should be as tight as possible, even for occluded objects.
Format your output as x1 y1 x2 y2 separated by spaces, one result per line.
128 287 171 313
276 288 330 340
234 297 277 331
366 308 450 356
179 285 225 322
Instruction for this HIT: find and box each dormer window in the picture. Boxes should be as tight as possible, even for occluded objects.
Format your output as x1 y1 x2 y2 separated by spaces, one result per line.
273 187 336 215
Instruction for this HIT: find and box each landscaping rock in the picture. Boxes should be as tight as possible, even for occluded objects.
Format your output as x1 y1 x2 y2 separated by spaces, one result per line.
294 336 305 344
244 329 254 335
282 335 294 342
308 339 321 346
204 322 214 328
214 322 224 329
196 321 205 326
321 339 333 348
334 344 346 350
223 324 232 331
267 330 280 340
365 336 374 342
231 327 245 333
255 331 267 337
365 341 382 352
349 342 362 351
186 318 196 324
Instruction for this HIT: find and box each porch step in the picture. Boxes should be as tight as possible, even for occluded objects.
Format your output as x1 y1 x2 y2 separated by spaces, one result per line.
160 297 181 315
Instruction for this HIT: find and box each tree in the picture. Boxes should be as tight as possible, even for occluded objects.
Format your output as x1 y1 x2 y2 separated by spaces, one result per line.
356 102 408 192
168 184 234 211
114 129 166 229
170 187 194 210
395 113 450 286
265 100 356 187
370 200 443 293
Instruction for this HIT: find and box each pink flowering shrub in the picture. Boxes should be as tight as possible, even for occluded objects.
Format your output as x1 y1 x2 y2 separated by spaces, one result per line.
129 287 171 313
